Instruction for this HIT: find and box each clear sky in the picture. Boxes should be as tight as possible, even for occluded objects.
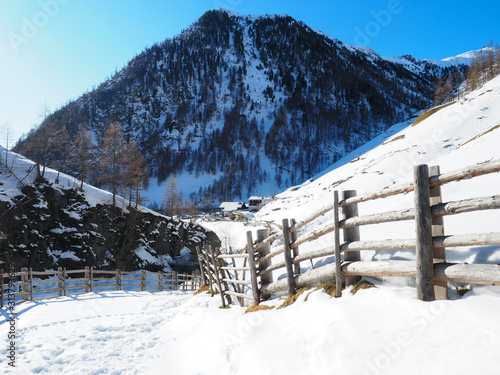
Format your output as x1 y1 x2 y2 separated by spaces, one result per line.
1 0 499 148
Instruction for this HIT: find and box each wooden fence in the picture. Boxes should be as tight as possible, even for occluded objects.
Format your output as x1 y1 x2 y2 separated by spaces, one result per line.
198 161 500 305
0 267 201 307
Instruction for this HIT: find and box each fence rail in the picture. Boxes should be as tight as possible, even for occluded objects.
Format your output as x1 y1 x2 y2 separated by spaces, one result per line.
197 161 500 305
0 266 201 308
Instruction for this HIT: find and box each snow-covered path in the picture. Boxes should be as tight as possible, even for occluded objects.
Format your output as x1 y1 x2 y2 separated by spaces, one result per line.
2 285 500 374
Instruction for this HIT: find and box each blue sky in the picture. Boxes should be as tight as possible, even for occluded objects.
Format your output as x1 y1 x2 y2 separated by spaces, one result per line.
1 0 499 147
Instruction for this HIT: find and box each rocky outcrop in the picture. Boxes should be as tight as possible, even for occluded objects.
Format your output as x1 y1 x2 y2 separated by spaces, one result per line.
0 179 219 271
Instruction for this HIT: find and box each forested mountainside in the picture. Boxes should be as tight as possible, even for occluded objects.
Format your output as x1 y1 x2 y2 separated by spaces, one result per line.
14 10 468 204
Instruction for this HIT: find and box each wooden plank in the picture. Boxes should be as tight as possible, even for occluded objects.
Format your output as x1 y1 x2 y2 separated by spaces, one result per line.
31 287 62 294
217 253 249 259
434 263 500 285
433 232 500 247
220 266 251 271
258 260 286 276
209 245 226 307
254 231 283 251
294 246 335 263
282 219 296 295
222 278 250 285
340 182 415 206
342 238 415 251
92 270 117 275
432 195 500 217
224 291 254 300
334 191 342 297
247 231 261 306
429 165 448 300
291 205 334 234
429 159 500 187
256 246 285 264
340 208 415 228
293 222 336 249
341 190 361 286
414 164 435 301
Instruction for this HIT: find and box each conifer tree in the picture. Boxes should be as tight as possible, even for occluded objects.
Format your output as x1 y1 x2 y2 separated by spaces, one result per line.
74 127 94 190
123 139 148 207
99 122 126 207
162 175 182 217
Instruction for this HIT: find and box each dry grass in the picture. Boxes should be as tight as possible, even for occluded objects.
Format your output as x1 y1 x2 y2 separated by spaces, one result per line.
412 101 456 127
193 284 210 296
458 124 500 148
351 279 376 295
276 287 311 310
304 283 337 301
244 303 276 314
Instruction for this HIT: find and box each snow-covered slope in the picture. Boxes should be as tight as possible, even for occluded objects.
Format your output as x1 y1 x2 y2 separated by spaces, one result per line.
0 149 212 270
255 75 500 265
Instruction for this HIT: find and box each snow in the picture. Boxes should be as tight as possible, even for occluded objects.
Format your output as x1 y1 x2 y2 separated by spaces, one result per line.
2 286 500 374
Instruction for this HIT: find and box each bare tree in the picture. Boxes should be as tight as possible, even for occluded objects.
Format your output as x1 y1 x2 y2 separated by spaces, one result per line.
74 126 94 190
122 139 149 207
162 175 183 217
98 122 126 207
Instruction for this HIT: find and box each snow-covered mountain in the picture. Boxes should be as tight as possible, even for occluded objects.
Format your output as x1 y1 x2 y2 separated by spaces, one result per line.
14 9 470 206
252 74 500 265
0 148 217 271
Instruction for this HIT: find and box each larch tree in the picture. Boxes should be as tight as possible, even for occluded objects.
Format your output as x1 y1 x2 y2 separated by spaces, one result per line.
99 122 126 207
161 175 183 218
74 127 94 190
122 139 149 207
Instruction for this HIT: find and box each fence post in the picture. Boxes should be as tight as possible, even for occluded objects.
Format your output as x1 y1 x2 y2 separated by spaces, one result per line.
29 268 34 300
58 267 63 297
414 164 436 302
334 191 343 297
141 270 146 291
246 231 260 306
195 246 207 285
208 245 226 308
340 190 361 287
116 269 121 291
340 191 361 287
201 247 214 296
21 267 29 301
257 229 273 299
63 267 67 296
429 165 448 300
1 269 4 308
282 219 296 295
290 219 300 276
84 266 90 293
89 267 93 292
158 271 162 292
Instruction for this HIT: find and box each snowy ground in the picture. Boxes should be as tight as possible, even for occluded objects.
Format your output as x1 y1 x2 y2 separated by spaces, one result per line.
2 285 500 374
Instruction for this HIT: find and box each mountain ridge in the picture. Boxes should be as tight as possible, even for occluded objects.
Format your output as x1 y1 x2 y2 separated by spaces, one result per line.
14 9 470 206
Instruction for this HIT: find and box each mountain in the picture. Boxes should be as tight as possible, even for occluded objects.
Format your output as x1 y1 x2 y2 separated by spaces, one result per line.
13 9 470 206
0 148 219 271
